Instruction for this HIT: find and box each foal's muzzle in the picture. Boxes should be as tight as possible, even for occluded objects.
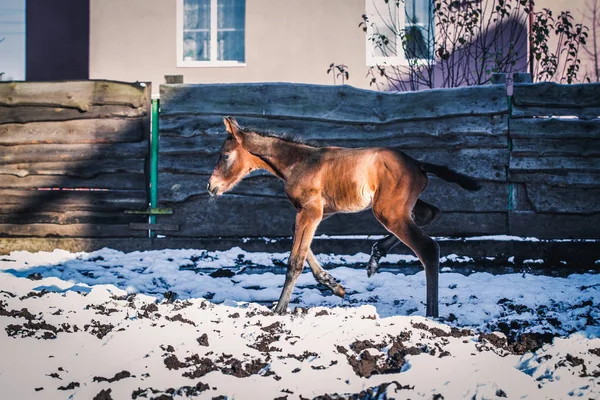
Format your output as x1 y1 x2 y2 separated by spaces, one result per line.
207 182 219 197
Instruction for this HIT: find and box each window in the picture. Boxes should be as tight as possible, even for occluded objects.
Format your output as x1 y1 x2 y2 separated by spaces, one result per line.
0 0 26 80
177 0 245 67
365 0 433 66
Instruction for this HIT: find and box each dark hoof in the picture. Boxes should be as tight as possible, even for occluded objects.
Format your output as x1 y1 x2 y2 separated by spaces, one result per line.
272 304 287 315
366 258 379 278
333 285 346 298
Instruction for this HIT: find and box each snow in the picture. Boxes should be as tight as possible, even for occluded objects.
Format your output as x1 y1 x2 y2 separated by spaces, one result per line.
0 247 599 399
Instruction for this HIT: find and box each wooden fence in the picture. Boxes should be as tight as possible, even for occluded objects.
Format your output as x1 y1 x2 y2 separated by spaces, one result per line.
1 79 597 245
158 82 511 238
158 81 600 239
0 80 151 238
509 82 600 238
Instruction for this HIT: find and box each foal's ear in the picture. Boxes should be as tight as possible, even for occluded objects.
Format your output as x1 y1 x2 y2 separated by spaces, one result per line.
223 116 243 142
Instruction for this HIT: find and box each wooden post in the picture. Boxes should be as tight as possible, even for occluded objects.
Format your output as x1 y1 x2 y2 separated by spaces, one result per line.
490 73 506 85
164 75 184 84
513 73 532 83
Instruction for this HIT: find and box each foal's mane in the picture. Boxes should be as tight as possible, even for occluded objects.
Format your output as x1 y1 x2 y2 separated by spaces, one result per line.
242 126 320 148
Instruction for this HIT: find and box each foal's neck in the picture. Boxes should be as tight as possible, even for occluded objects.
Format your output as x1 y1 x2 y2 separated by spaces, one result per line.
244 133 314 181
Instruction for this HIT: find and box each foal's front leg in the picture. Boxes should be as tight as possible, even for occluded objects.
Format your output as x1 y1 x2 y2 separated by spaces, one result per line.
273 206 323 314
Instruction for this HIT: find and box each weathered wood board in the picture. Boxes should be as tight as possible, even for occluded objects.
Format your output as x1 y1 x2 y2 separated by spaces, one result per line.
0 80 151 238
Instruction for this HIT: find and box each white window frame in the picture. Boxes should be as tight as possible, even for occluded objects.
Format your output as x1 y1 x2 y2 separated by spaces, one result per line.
365 0 434 67
176 0 246 68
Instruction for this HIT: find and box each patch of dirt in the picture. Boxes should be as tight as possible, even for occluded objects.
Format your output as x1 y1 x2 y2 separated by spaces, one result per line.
57 382 80 391
84 320 114 339
85 304 119 316
6 321 60 339
197 333 209 346
93 370 132 383
311 381 414 399
278 351 319 362
19 290 49 300
132 382 210 400
0 303 37 321
477 332 555 355
93 388 113 400
411 322 471 338
247 321 290 353
162 351 268 379
165 313 196 326
343 336 422 378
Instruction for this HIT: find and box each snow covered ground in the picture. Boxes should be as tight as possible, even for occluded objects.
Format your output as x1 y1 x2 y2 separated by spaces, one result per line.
0 246 599 399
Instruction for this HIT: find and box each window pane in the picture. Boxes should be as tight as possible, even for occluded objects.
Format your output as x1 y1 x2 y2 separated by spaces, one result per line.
183 0 210 61
405 0 433 60
217 0 245 61
184 31 210 61
366 0 399 58
0 0 26 80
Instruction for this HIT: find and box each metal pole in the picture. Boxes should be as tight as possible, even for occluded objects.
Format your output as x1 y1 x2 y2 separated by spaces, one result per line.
150 98 160 237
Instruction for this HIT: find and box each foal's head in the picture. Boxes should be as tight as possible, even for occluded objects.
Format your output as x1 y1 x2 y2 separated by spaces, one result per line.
207 117 257 197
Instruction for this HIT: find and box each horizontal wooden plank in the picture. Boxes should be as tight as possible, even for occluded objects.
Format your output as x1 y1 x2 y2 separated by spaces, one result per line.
508 211 600 239
0 80 149 111
512 82 600 108
511 106 600 119
0 159 145 178
159 131 507 156
0 172 147 190
509 156 600 177
158 194 296 237
160 114 509 149
158 172 507 212
0 104 148 124
0 224 148 238
159 194 506 237
511 138 600 157
509 118 600 139
508 170 600 185
158 172 284 203
159 148 508 182
517 184 600 214
0 142 147 164
0 211 145 225
319 211 507 237
0 190 147 212
130 223 179 231
159 83 509 123
0 118 146 145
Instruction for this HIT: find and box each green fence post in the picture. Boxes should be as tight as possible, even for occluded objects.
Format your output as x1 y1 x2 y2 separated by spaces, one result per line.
150 98 160 237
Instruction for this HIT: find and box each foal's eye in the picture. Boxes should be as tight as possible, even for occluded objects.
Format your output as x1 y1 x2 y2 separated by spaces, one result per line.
222 154 230 161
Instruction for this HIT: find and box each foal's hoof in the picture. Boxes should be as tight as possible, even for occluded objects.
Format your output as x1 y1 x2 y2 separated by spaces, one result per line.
272 303 288 315
366 258 379 278
333 285 346 298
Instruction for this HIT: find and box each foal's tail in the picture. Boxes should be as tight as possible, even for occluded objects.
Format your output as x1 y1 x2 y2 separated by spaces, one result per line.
420 162 481 191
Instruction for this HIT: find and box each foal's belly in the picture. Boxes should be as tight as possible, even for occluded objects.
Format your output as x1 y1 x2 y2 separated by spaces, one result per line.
323 182 374 214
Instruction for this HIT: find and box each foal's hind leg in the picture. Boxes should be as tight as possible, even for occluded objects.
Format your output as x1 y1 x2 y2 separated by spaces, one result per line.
367 199 441 277
373 206 440 317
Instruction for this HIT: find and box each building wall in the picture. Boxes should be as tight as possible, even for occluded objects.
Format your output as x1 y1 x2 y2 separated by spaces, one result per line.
90 0 370 95
89 0 597 95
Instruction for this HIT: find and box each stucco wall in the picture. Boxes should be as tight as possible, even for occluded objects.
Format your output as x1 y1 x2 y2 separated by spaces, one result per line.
90 0 597 95
90 0 370 95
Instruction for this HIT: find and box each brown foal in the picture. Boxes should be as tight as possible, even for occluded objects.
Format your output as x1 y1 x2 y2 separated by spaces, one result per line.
208 117 480 317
